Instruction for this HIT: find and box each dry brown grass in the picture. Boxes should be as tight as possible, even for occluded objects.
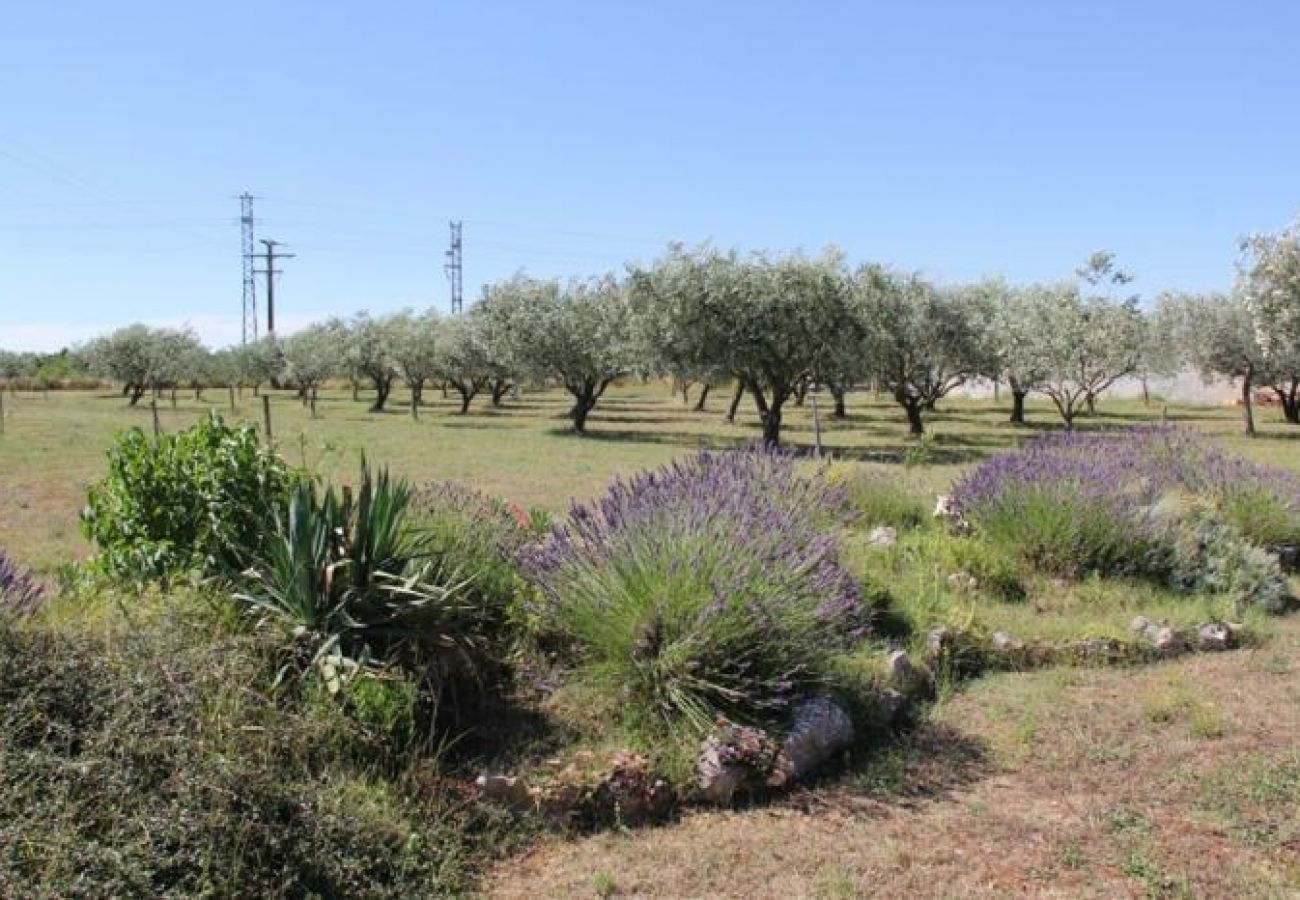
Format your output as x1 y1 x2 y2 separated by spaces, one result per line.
487 620 1300 899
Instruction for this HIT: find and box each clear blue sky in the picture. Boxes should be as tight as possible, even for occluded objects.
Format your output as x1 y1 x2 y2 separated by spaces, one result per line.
3 0 1298 350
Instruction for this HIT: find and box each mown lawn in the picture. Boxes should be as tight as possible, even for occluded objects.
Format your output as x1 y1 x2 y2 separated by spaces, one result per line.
2 382 1297 573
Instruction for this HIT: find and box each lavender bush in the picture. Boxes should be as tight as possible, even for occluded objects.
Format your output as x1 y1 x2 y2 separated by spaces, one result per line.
0 549 45 617
521 447 867 734
951 428 1174 576
953 425 1300 589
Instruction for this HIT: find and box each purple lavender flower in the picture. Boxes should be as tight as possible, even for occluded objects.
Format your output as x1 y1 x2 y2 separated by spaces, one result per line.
519 445 867 730
0 549 45 617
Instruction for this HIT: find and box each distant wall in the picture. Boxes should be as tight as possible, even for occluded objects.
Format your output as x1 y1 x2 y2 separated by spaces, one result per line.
952 367 1237 406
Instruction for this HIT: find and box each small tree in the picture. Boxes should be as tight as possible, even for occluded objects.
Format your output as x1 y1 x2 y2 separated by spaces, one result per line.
436 315 493 414
1156 290 1265 435
388 310 440 416
479 273 632 434
858 268 985 436
1240 220 1300 424
978 279 1049 424
1014 280 1143 430
84 325 206 406
346 313 401 412
282 324 341 417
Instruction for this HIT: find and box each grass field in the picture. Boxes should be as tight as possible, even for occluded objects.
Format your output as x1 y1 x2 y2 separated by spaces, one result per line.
2 382 1296 574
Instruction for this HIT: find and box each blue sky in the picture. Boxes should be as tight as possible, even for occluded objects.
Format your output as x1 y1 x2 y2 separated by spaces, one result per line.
3 0 1298 350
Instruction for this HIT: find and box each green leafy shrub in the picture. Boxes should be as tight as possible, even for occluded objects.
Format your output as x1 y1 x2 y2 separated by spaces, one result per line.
521 449 868 736
235 463 492 705
81 412 295 583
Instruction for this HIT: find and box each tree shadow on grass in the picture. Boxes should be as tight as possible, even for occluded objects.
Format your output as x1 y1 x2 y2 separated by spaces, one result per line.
781 720 995 817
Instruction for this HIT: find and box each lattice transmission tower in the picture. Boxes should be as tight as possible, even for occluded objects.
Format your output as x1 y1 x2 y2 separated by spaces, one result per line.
444 220 463 314
239 192 258 343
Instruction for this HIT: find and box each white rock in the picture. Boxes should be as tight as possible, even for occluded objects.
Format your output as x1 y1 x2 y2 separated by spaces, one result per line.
1150 625 1184 656
947 571 979 592
475 774 533 809
887 649 914 684
868 525 897 548
992 631 1023 651
770 698 855 787
1197 622 1234 652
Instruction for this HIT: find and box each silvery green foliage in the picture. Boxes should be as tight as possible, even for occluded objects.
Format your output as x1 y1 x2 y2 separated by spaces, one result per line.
1153 289 1269 433
282 322 342 397
1240 220 1300 362
83 324 207 405
633 245 861 444
628 245 736 393
1239 221 1300 420
435 314 494 412
477 273 633 432
226 335 282 391
344 312 402 411
0 350 37 383
1169 514 1294 615
979 280 1054 417
1008 267 1144 428
387 309 441 403
1154 290 1261 386
857 267 987 434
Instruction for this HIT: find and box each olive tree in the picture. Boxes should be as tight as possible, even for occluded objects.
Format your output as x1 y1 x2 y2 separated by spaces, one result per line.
466 303 518 407
436 314 494 414
1240 220 1300 423
282 323 342 417
388 309 440 415
976 279 1050 424
1007 279 1143 430
345 313 401 412
1156 290 1265 435
628 245 731 412
85 325 206 405
479 273 632 434
634 246 861 444
858 268 986 435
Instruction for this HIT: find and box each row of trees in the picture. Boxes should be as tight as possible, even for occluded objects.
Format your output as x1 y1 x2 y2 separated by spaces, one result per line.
8 221 1299 444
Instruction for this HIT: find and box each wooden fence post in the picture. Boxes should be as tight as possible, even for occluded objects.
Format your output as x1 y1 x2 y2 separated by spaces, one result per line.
151 399 161 438
262 395 273 445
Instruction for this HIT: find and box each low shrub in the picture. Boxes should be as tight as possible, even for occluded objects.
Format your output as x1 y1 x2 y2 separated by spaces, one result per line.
0 549 44 617
409 481 543 650
521 447 867 736
1168 514 1295 615
81 412 296 584
835 467 931 530
951 429 1170 578
0 615 515 897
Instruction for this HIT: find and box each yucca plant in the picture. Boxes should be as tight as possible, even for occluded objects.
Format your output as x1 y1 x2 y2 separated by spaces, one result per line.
236 462 476 693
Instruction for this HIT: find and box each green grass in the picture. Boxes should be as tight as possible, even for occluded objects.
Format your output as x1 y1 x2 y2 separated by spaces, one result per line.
4 383 1300 574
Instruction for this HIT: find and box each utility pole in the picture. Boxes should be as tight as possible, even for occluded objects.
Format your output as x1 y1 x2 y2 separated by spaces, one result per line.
239 193 258 343
254 239 295 336
444 220 463 314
